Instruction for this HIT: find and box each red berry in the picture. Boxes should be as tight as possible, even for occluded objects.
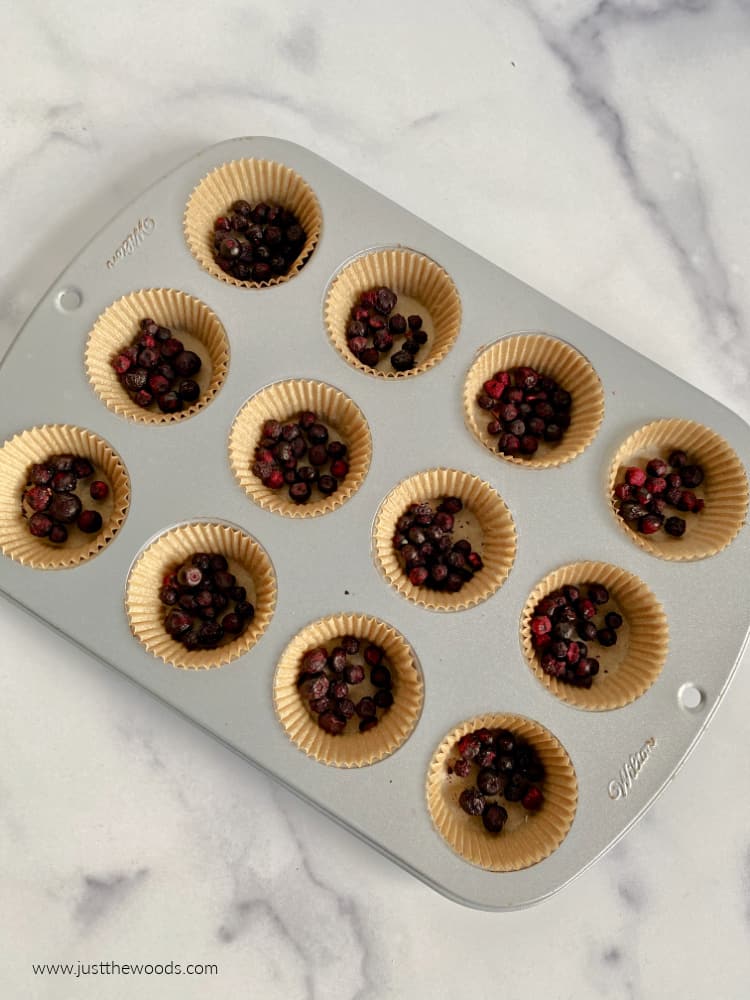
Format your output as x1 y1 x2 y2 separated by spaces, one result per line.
639 514 664 534
89 481 109 501
330 459 349 479
531 615 552 636
522 786 544 811
265 470 285 489
112 353 132 374
483 379 506 399
624 467 647 487
645 477 667 494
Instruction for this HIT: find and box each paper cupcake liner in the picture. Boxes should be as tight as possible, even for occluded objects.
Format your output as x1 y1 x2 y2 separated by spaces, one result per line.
273 613 423 767
0 424 130 569
324 248 461 379
463 333 604 468
126 522 276 669
608 419 748 561
229 380 372 518
373 468 516 611
184 158 322 288
426 713 577 872
85 288 229 424
520 561 668 711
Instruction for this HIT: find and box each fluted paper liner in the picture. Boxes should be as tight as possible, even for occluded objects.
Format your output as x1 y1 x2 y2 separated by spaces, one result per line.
229 380 372 518
426 713 577 871
520 561 668 710
463 333 604 468
324 248 461 378
85 288 229 424
373 468 516 611
126 522 276 669
274 613 423 767
0 424 130 569
608 418 748 561
184 158 321 288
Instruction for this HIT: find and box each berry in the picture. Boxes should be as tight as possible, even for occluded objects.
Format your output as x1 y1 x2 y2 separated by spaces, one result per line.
90 481 109 501
77 510 102 533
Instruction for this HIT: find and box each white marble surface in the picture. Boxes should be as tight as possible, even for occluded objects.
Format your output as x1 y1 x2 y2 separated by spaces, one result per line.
1 1 749 997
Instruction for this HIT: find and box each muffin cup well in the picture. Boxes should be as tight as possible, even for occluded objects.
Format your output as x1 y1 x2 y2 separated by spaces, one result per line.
373 468 516 611
184 158 321 288
520 561 668 711
273 613 423 767
126 522 276 670
463 333 604 468
0 425 130 569
608 419 748 561
229 380 372 518
426 713 577 872
85 288 229 424
324 248 461 378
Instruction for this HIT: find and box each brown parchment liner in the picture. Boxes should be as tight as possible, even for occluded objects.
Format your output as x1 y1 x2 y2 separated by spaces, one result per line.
184 158 322 288
426 713 577 872
85 288 229 424
607 418 748 561
373 468 516 611
126 522 276 670
520 561 668 711
0 424 130 569
229 380 372 518
274 613 423 767
324 248 462 378
463 333 604 468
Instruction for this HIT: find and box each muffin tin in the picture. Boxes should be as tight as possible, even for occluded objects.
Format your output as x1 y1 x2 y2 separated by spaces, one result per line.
1 136 749 910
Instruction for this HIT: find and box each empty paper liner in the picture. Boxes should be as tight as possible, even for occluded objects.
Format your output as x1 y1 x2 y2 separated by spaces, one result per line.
126 521 276 669
0 424 130 569
607 418 748 561
85 288 229 424
373 468 516 611
520 561 669 711
426 713 578 872
273 613 423 767
228 379 371 518
324 248 461 378
463 333 604 468
184 158 321 288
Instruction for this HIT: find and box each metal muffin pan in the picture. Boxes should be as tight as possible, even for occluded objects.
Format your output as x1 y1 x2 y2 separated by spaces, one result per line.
1 136 749 910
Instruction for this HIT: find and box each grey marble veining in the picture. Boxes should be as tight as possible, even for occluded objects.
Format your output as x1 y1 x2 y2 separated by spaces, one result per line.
1 1 749 997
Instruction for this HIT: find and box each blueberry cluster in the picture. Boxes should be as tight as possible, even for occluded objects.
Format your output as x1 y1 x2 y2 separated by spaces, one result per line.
477 366 572 457
346 286 428 373
213 201 307 282
298 638 394 735
252 413 349 505
392 498 483 594
614 451 705 538
450 728 545 834
161 553 255 650
531 583 623 688
22 455 109 543
112 318 202 414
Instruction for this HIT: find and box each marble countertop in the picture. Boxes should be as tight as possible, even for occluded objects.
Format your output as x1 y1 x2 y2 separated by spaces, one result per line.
1 2 749 997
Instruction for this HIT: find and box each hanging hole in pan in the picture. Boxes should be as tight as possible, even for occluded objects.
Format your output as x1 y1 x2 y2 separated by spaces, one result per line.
678 682 705 712
56 287 82 312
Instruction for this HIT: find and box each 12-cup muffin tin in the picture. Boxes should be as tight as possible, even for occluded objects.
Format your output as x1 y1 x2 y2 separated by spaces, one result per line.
1 136 749 909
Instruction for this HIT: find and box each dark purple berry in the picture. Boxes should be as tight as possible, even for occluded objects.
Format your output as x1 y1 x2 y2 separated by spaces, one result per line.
459 788 485 816
48 492 82 524
174 350 201 378
664 516 686 537
482 803 508 834
77 510 102 533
